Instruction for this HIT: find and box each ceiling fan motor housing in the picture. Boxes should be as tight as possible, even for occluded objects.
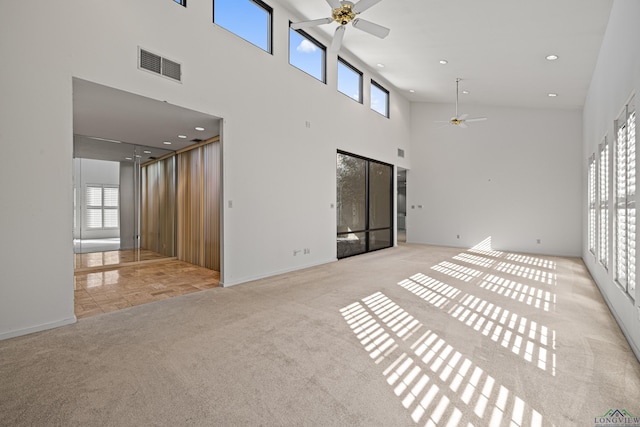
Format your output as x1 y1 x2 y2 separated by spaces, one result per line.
333 2 356 25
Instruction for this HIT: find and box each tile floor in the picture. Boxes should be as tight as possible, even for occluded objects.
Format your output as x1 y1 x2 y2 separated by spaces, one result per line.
74 259 220 319
74 249 171 270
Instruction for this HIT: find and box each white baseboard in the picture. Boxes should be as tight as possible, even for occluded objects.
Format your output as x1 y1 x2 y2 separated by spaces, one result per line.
220 258 338 288
0 316 77 341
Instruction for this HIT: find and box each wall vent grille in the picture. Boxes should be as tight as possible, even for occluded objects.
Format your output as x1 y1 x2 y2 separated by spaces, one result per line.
138 48 181 82
397 148 405 158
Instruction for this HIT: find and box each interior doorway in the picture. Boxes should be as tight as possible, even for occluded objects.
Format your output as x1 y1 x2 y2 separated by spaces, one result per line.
72 78 223 318
397 167 407 243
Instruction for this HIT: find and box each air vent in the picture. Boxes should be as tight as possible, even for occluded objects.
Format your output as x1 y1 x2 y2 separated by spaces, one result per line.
397 148 405 158
162 58 181 81
138 48 182 82
191 138 203 143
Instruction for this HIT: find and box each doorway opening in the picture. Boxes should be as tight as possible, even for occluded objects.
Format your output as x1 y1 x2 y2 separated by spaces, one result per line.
72 78 223 318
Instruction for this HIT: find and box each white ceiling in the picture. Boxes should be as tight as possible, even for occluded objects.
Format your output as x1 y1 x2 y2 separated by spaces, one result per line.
280 0 613 110
73 1 612 160
73 78 221 161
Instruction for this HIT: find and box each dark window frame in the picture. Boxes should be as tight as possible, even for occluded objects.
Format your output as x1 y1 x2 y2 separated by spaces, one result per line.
213 0 274 54
174 0 186 6
337 57 363 103
336 150 394 259
288 24 327 84
370 79 390 118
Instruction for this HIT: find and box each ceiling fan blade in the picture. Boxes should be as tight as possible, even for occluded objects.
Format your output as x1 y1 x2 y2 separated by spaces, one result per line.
326 0 342 9
351 18 390 38
353 0 384 14
465 117 488 122
459 122 469 129
458 113 468 120
329 26 346 53
290 17 333 30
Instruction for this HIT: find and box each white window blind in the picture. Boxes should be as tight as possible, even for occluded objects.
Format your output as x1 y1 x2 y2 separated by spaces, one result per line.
588 154 596 255
85 185 119 229
614 96 636 298
598 139 609 268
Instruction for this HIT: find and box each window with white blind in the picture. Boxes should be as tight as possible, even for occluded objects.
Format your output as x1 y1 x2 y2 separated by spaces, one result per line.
614 96 636 298
598 138 610 268
86 185 119 229
588 155 597 255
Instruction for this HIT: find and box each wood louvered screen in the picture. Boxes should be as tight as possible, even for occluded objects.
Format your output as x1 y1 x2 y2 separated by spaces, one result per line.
141 156 176 256
176 139 221 270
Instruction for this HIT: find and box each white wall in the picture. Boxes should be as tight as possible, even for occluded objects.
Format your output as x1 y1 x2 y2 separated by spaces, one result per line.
408 103 582 257
0 0 410 338
582 0 640 358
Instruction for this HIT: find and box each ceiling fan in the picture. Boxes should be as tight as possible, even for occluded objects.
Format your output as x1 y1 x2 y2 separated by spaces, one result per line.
437 78 488 128
290 0 390 53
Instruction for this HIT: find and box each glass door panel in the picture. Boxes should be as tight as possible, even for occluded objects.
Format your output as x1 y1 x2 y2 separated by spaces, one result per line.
337 151 393 259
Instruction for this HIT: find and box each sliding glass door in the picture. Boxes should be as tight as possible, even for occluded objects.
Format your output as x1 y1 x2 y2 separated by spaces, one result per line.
337 151 393 258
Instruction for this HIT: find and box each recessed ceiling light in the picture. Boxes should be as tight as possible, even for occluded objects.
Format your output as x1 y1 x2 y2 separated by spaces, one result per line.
143 150 151 154
195 127 205 131
409 89 415 93
163 141 172 145
439 60 448 65
462 90 470 94
548 93 558 97
376 63 385 68
125 157 132 160
178 135 187 139
546 54 559 61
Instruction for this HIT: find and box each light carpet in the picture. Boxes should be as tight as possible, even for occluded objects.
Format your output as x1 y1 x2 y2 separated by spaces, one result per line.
1 243 639 426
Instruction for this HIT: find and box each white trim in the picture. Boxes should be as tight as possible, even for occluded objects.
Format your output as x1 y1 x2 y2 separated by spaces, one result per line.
220 258 338 287
0 316 77 341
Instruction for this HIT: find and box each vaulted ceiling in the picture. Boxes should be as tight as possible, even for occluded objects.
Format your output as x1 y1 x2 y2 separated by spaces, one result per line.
280 0 613 110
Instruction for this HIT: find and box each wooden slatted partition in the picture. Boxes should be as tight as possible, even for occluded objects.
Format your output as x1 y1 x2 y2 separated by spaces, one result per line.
176 137 221 271
140 157 176 256
140 136 220 270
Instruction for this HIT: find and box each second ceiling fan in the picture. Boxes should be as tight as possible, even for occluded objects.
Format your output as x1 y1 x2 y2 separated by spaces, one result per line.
437 78 488 128
290 0 390 53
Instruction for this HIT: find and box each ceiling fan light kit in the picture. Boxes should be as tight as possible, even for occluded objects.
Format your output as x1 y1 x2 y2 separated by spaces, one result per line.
435 78 488 128
291 0 390 53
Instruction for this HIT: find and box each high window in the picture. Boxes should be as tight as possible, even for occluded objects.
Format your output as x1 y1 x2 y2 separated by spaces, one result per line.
588 154 596 255
174 0 186 6
614 96 636 298
337 58 362 103
289 27 326 83
370 80 389 117
214 0 272 53
598 138 610 268
86 185 119 229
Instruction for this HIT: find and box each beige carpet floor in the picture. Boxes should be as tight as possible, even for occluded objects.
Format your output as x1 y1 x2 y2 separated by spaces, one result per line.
1 242 639 426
